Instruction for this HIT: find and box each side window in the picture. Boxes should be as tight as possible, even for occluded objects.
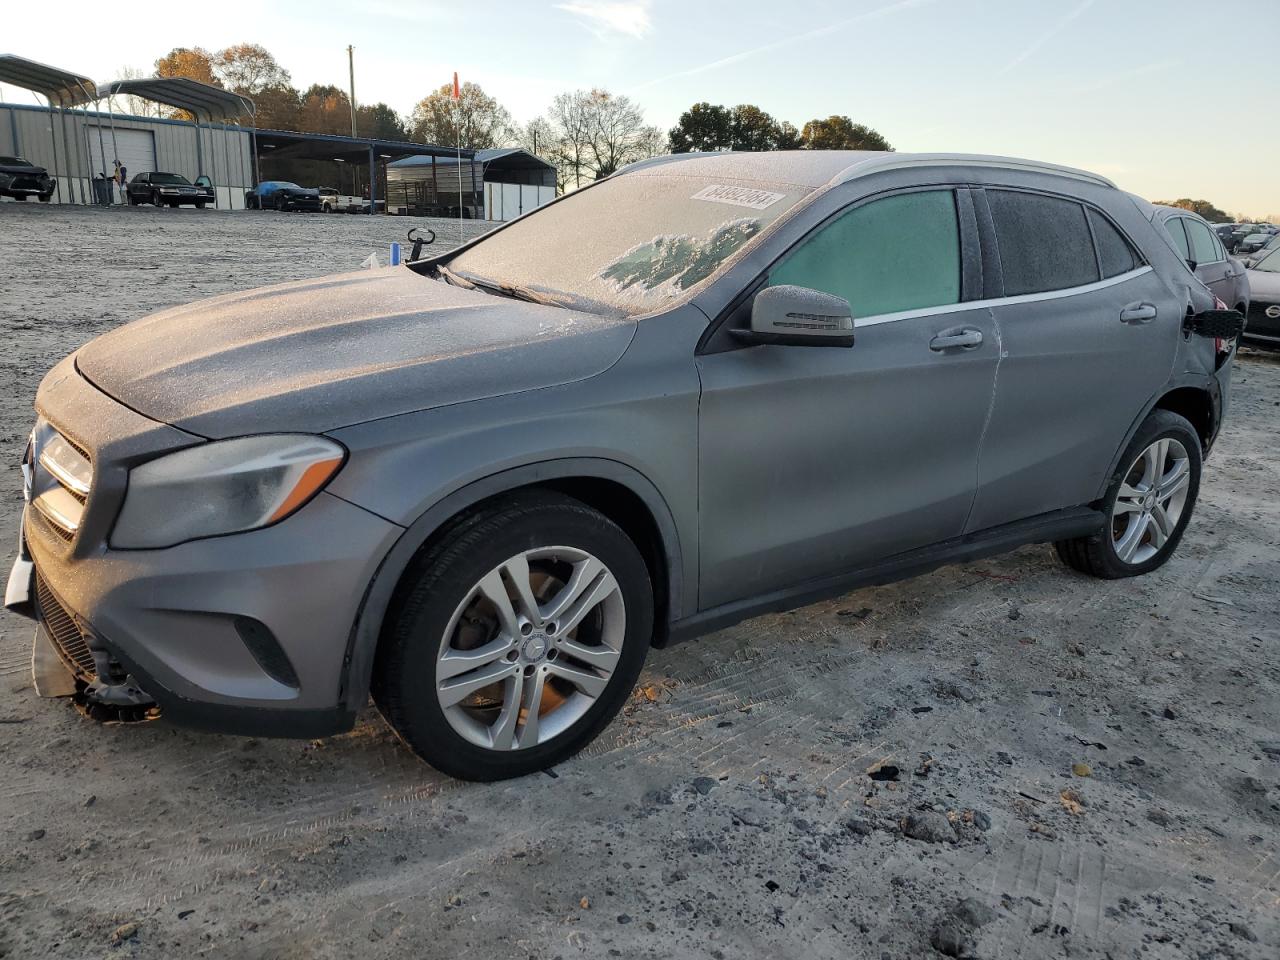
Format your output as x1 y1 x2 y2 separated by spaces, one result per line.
987 190 1098 295
1186 219 1220 264
1164 218 1191 260
1088 208 1139 278
768 190 960 319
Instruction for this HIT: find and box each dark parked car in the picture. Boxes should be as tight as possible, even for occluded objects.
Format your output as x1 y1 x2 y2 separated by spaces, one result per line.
1243 248 1280 348
192 175 216 206
7 151 1243 781
245 181 322 212
127 172 209 208
0 155 55 202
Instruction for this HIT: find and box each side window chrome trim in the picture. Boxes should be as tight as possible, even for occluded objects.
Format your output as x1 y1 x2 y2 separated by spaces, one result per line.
854 265 1154 328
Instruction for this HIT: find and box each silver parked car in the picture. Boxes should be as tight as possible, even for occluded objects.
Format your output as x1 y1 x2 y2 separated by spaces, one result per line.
1148 205 1251 315
6 152 1243 780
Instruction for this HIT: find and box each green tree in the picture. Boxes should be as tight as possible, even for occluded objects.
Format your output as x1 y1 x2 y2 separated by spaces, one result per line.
800 116 893 151
409 81 515 149
250 83 301 131
669 102 732 152
1153 198 1230 222
154 47 219 86
214 44 291 97
357 102 408 141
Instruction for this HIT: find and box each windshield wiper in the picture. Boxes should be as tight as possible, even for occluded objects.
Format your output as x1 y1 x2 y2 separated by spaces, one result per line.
438 266 566 308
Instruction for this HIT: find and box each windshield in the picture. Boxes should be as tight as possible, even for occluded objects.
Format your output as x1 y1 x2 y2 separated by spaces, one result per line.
448 173 809 316
151 173 191 185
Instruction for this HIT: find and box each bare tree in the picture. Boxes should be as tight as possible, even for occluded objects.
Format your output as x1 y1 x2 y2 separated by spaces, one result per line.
539 89 664 190
112 66 161 118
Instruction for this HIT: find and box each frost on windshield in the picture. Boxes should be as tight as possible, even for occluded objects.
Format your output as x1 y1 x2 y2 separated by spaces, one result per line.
599 218 761 295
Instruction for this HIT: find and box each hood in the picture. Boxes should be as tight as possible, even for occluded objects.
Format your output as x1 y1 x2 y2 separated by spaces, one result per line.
1246 268 1280 302
0 161 48 178
75 268 636 438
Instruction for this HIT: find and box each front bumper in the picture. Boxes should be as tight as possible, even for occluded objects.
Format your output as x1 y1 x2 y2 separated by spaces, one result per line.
5 358 404 737
1243 300 1280 345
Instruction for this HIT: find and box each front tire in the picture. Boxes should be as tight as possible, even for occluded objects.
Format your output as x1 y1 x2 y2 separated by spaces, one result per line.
1055 410 1201 579
372 491 653 781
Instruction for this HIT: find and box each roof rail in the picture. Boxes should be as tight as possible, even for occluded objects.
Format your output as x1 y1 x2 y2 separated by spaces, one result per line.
833 153 1116 189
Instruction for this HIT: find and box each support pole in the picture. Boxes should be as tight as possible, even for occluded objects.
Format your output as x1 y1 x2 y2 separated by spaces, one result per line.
368 144 375 215
221 121 232 209
68 101 90 204
105 94 120 203
94 101 109 204
44 96 62 204
347 45 358 138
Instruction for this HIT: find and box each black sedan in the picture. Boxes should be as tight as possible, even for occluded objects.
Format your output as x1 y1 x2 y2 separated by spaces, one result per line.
127 172 211 208
0 156 56 201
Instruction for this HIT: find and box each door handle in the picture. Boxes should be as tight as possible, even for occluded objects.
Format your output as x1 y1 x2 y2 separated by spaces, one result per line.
1120 302 1158 324
929 328 983 351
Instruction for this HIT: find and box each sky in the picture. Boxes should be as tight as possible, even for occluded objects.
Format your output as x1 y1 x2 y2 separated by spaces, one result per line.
5 0 1278 216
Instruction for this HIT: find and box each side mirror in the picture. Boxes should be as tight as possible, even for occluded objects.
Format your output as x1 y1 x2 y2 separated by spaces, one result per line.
1186 308 1245 340
733 285 855 348
1186 258 1198 271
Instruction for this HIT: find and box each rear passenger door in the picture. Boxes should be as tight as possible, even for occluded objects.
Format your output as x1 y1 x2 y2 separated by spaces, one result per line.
965 188 1179 533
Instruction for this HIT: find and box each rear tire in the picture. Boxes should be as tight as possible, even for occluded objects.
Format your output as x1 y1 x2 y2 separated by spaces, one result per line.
1055 410 1201 579
372 491 653 781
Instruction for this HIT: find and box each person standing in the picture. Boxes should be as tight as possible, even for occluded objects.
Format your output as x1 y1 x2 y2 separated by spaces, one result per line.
114 161 128 204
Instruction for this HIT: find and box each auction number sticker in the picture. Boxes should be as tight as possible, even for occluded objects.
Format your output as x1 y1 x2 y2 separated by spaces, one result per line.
691 184 786 210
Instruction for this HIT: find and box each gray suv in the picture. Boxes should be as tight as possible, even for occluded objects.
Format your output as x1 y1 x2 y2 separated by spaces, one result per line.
5 152 1243 781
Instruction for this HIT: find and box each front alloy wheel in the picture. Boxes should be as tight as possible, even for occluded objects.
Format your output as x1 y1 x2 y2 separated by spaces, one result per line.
372 491 652 781
437 547 625 752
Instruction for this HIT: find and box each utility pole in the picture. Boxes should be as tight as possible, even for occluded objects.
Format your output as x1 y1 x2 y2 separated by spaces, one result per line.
347 45 358 138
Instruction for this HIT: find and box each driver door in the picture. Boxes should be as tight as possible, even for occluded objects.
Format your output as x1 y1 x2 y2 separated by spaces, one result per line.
695 186 998 609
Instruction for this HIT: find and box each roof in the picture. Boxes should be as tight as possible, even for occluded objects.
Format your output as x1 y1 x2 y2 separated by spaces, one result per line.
617 150 1118 190
98 77 253 122
254 127 469 163
388 147 552 170
0 54 96 106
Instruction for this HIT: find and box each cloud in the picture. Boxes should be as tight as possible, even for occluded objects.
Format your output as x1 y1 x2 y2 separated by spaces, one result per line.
996 0 1097 76
555 1 652 38
631 0 933 91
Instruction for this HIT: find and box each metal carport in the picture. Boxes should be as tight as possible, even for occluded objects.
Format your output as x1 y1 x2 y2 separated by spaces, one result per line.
96 77 255 209
252 128 472 214
0 54 96 204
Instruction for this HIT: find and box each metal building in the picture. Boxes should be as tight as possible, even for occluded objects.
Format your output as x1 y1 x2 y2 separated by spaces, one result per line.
385 148 556 220
0 103 254 208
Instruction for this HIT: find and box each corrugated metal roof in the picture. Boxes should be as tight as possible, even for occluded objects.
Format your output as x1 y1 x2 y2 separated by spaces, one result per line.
98 77 254 122
0 54 96 106
389 147 552 170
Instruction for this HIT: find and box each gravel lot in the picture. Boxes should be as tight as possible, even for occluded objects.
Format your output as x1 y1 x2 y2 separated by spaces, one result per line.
1 204 1279 960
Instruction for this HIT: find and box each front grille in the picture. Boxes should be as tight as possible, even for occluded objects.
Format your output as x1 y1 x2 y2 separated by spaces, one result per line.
1246 302 1280 338
27 420 91 542
34 572 97 679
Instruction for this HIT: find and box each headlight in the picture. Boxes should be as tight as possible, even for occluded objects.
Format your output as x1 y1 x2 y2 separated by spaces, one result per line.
111 435 345 549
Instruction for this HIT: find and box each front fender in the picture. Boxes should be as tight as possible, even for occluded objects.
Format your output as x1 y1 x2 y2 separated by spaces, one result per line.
336 457 686 714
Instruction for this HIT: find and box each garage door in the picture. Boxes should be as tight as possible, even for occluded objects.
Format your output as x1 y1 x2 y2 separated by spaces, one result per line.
84 126 155 180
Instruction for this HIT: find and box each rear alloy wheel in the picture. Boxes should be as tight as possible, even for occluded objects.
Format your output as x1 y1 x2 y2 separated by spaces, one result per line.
1055 410 1201 578
372 492 652 781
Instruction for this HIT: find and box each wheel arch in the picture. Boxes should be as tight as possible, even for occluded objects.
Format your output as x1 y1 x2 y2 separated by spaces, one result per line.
338 458 685 714
1096 378 1221 502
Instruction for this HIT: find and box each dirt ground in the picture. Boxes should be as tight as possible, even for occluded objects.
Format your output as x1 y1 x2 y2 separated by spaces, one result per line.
1 203 1279 960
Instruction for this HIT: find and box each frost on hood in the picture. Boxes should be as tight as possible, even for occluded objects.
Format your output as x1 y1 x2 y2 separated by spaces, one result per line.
599 219 761 294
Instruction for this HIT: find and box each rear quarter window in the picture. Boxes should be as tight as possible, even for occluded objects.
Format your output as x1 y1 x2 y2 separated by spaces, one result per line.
987 190 1099 296
1087 209 1139 278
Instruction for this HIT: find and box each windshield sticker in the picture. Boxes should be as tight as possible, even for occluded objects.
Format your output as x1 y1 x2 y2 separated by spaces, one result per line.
691 184 786 210
600 219 762 294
